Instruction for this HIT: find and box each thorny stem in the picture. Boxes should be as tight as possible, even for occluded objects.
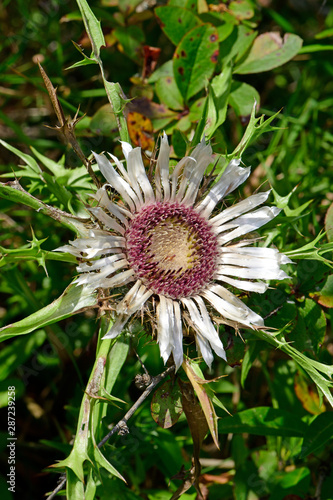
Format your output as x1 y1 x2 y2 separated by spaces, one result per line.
46 364 176 500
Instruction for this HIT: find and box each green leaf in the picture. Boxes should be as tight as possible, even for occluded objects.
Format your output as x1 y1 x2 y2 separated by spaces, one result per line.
229 81 260 117
300 412 333 458
269 467 310 500
85 468 97 500
310 274 333 308
168 0 198 11
91 443 125 481
235 32 303 74
148 60 173 83
104 339 130 394
0 331 46 381
0 243 76 269
231 105 281 159
189 97 209 148
286 232 333 267
220 24 257 66
113 26 144 62
155 6 201 45
205 62 232 139
0 283 97 342
173 24 219 102
299 44 333 53
90 104 118 136
155 75 184 111
75 0 105 61
67 468 85 500
288 298 326 355
228 0 255 20
252 329 333 408
0 181 89 235
172 129 188 157
315 27 333 39
175 97 206 133
151 379 183 428
241 341 264 388
0 139 42 175
219 407 307 437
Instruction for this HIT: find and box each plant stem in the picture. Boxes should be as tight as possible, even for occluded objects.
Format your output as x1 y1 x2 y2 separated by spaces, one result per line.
45 364 175 500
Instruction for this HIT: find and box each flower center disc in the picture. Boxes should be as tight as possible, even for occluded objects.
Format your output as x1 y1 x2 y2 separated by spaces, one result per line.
126 202 219 299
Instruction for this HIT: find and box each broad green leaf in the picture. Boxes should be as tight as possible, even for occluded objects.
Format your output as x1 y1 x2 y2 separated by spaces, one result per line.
90 103 118 136
172 129 188 157
148 60 173 83
0 283 97 342
300 412 333 458
269 467 310 500
229 0 255 20
151 379 183 428
155 76 184 111
229 81 260 117
235 32 303 74
220 24 257 66
173 24 219 102
219 407 307 437
155 6 201 46
168 0 198 11
205 62 232 139
175 97 206 132
113 26 144 62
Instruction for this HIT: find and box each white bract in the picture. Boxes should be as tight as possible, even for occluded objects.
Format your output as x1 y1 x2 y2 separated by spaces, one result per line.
56 134 291 370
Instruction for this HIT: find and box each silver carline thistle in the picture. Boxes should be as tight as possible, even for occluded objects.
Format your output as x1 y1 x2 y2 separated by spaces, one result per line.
56 134 291 370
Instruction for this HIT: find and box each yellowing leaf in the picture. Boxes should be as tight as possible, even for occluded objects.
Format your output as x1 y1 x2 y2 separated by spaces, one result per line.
294 371 325 415
127 111 154 151
182 358 219 449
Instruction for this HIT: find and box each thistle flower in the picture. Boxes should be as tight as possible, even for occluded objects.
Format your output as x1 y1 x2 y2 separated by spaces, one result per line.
57 135 291 370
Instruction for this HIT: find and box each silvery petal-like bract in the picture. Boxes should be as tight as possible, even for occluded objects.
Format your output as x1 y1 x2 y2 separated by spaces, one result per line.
56 137 291 370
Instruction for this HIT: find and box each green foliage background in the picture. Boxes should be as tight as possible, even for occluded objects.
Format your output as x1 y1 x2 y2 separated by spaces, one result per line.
0 0 333 498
